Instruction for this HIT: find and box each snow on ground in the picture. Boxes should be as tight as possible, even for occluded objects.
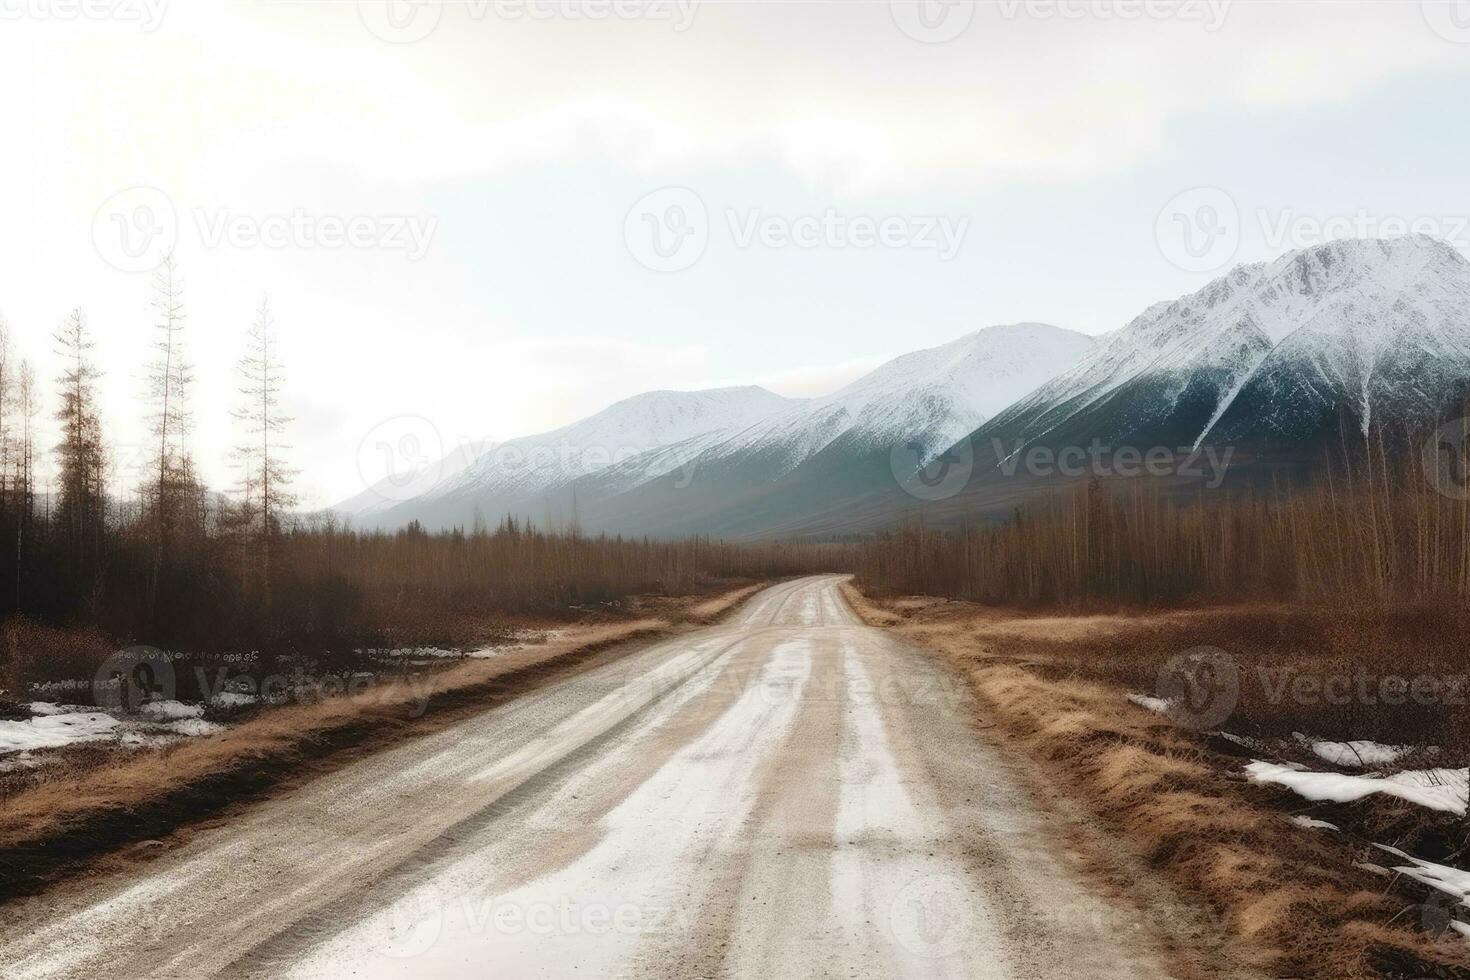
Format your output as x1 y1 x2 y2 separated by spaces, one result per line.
1290 815 1340 831
210 692 258 709
0 711 121 754
26 702 92 716
1377 844 1470 904
1294 734 1411 768
1246 761 1469 815
1372 843 1470 939
138 700 206 721
1127 693 1172 714
0 750 41 773
372 630 559 662
1 699 229 757
161 718 225 737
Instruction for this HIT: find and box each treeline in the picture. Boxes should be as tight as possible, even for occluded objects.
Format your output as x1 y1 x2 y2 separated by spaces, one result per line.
854 431 1470 608
0 257 295 653
0 256 842 676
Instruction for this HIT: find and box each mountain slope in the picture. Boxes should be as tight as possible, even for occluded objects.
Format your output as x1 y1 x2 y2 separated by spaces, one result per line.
352 386 799 530
573 324 1099 537
942 236 1470 516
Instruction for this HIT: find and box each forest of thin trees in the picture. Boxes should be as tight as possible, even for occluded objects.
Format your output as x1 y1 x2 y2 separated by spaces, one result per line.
0 256 839 694
0 255 300 655
854 434 1470 609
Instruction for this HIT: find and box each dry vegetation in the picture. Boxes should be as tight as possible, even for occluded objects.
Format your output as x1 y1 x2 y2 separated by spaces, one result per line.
843 585 1470 979
0 578 771 902
0 522 838 704
855 441 1470 607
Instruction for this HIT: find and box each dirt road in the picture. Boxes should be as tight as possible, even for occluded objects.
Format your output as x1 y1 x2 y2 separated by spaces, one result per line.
0 577 1196 979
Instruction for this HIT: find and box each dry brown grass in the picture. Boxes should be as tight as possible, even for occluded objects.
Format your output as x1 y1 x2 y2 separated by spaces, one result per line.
0 581 763 902
843 583 1470 979
854 442 1470 609
682 582 767 623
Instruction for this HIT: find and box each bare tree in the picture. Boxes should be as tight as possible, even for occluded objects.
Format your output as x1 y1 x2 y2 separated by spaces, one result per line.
143 253 201 610
233 296 296 598
0 315 14 510
145 253 195 505
54 308 106 590
15 360 36 609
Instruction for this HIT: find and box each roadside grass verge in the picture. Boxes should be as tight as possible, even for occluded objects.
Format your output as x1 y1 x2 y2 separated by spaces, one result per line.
842 584 1470 980
0 582 763 904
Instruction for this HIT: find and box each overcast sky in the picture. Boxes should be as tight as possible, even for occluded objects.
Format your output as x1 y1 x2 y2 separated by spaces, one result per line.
2 1 1469 507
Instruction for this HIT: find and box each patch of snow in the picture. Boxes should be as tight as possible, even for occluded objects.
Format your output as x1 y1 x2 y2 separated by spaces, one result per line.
1127 693 1173 714
26 701 91 717
161 718 224 737
210 692 258 708
1246 761 1469 815
1296 736 1411 769
0 750 40 773
0 711 120 754
377 646 459 660
1290 815 1339 831
1377 845 1470 905
138 700 205 721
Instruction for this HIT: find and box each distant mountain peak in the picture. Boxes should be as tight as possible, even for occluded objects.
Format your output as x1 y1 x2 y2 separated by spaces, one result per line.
981 235 1470 459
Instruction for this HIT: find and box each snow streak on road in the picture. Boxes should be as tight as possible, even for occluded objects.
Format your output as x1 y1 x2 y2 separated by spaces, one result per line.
0 577 1181 979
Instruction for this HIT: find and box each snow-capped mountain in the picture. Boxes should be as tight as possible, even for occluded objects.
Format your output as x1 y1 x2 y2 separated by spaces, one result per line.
350 323 1097 535
969 236 1470 467
348 240 1470 539
352 386 798 529
709 322 1100 472
569 324 1098 537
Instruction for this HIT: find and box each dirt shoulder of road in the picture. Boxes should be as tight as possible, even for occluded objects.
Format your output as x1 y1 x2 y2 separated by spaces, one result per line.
841 584 1470 980
0 582 766 906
